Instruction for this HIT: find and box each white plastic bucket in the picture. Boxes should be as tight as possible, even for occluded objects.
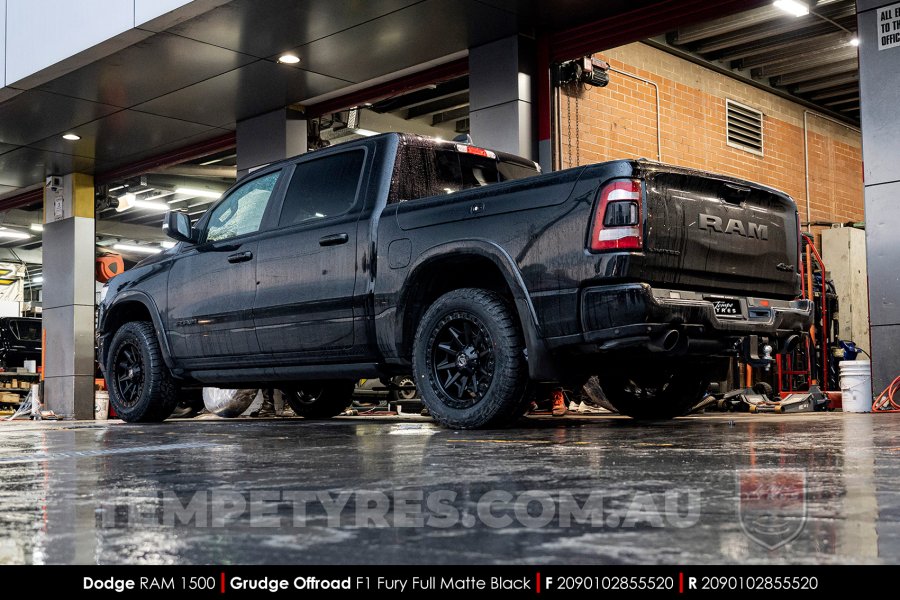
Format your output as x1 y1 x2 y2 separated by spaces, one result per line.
95 391 109 421
839 360 872 413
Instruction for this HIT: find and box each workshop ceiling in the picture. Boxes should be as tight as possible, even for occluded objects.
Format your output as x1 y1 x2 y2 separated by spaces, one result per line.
0 0 675 203
663 0 860 123
0 0 853 206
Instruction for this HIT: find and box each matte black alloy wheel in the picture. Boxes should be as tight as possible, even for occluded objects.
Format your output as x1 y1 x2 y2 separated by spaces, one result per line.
290 387 324 407
283 380 354 419
428 312 495 409
105 321 178 422
113 341 146 408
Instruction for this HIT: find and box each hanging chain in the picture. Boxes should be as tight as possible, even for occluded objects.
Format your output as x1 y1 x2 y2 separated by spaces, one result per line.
566 87 573 169
574 84 582 167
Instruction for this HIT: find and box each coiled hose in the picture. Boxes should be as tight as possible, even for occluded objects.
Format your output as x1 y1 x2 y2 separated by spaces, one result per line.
873 376 900 412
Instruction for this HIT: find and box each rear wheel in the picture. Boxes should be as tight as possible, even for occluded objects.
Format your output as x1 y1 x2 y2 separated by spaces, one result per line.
106 321 178 422
283 380 354 419
599 363 711 420
413 288 528 429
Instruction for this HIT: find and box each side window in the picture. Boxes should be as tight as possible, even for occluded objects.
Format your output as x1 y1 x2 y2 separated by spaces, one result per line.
433 151 463 195
279 150 365 226
205 171 281 243
390 145 534 204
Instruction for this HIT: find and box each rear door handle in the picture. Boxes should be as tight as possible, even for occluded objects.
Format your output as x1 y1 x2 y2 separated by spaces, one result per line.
319 233 349 247
227 250 253 263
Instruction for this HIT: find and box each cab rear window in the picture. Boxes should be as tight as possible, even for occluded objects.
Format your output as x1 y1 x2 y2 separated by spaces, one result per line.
389 145 538 203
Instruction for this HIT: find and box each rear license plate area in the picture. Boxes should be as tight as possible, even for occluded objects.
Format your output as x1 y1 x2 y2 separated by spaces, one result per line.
709 297 742 318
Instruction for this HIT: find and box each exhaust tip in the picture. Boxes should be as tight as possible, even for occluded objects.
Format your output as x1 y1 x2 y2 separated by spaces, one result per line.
660 329 680 352
650 329 681 352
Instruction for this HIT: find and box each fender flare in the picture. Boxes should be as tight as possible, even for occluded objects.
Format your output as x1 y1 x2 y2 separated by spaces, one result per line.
100 291 176 371
398 240 559 381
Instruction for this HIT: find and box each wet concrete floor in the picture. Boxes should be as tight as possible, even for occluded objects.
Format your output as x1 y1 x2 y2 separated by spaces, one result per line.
0 412 897 564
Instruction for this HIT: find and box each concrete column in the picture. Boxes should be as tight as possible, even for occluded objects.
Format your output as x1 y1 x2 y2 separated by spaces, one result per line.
469 35 535 160
42 173 95 419
236 108 307 177
857 1 900 395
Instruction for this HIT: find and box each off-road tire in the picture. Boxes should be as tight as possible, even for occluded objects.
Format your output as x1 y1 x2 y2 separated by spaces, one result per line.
283 380 355 419
413 288 528 429
600 363 711 420
105 321 178 422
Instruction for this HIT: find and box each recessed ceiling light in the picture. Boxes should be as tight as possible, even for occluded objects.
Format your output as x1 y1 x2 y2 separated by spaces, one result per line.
773 0 809 17
62 133 81 141
850 37 860 47
278 53 300 64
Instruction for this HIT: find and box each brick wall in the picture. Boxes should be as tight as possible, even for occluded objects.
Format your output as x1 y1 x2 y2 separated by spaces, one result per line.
558 43 864 229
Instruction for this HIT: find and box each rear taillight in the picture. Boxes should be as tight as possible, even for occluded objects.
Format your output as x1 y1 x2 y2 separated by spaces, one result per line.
590 179 643 252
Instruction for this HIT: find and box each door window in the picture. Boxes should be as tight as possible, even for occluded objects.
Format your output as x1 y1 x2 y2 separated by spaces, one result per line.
279 150 365 227
205 171 281 242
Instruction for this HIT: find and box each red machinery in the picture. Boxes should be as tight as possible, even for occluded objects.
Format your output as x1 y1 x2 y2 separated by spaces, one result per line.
775 233 838 400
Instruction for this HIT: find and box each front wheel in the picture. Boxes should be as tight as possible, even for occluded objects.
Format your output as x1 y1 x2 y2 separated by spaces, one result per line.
282 380 354 419
598 363 712 420
105 321 178 422
413 288 528 429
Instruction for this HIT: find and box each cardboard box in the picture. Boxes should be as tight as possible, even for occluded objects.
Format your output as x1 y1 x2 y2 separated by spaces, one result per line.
0 392 20 403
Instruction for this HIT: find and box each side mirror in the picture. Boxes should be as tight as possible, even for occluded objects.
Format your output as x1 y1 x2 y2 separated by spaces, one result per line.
163 211 195 243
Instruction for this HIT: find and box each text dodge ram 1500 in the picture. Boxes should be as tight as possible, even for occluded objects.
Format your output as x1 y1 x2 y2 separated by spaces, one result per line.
98 133 812 428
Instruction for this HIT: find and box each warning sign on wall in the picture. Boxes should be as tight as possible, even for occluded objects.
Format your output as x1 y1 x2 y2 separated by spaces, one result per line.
878 2 900 50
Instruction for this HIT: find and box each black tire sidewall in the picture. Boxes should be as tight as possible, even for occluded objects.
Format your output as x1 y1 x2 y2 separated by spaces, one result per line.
413 288 527 429
105 321 176 422
602 368 709 420
284 380 353 418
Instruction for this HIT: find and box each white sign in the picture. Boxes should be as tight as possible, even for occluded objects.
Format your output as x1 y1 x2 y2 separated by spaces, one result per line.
878 2 900 50
53 197 64 220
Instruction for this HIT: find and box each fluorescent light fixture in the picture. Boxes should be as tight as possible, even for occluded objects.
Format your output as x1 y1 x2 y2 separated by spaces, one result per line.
0 229 31 240
115 192 136 212
175 187 222 199
160 241 177 249
113 243 162 255
62 133 81 141
33 277 43 283
352 129 380 137
277 53 300 64
132 199 170 211
30 223 43 232
773 0 809 17
850 37 860 46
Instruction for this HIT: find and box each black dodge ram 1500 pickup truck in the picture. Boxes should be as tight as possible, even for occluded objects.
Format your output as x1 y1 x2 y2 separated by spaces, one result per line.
98 133 811 428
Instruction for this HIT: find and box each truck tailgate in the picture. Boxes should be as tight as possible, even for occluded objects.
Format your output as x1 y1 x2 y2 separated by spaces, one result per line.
639 168 800 299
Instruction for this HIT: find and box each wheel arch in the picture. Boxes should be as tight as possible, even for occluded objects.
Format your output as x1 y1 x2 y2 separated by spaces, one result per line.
397 241 558 380
100 292 175 370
